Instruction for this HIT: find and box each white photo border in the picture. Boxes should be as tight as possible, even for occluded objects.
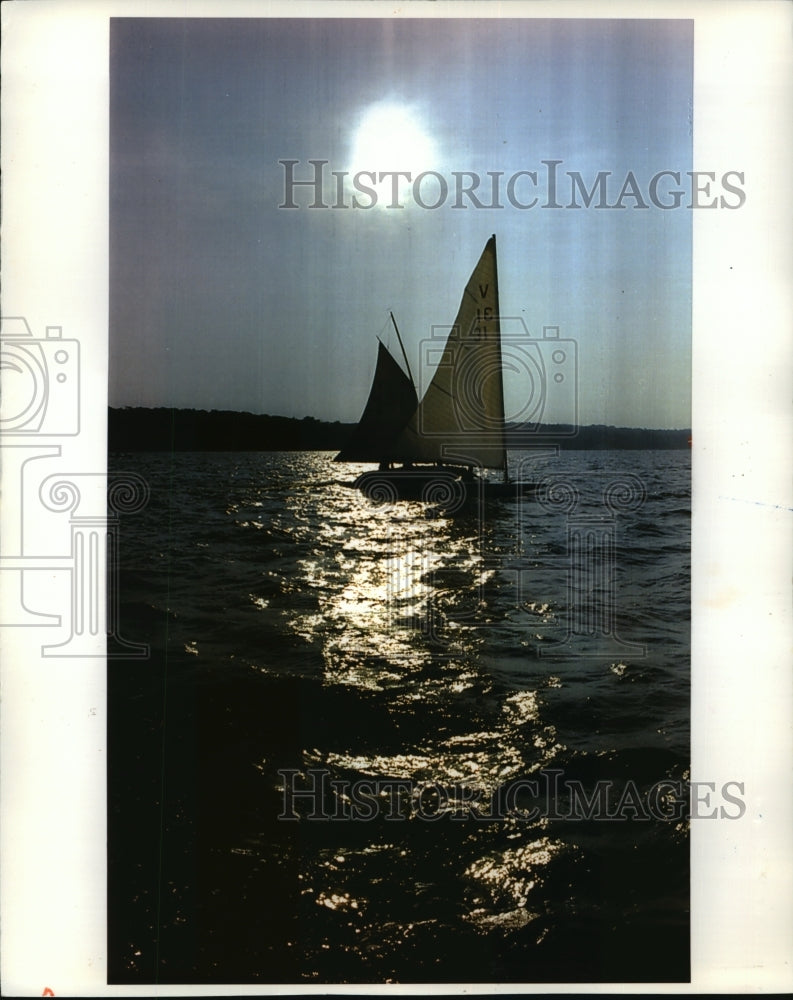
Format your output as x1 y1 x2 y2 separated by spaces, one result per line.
1 1 791 994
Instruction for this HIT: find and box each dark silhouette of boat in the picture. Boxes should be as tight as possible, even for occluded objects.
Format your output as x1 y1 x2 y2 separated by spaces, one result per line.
336 235 538 507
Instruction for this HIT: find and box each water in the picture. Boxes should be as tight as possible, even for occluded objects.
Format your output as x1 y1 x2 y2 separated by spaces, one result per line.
108 449 690 984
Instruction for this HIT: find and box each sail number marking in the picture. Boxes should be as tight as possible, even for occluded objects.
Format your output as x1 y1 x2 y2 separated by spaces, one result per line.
473 305 493 339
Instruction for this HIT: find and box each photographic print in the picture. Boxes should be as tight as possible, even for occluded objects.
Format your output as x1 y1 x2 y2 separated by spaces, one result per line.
107 14 694 985
1 1 791 995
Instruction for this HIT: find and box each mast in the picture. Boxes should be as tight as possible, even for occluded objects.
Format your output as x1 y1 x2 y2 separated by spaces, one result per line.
490 234 509 484
390 311 414 388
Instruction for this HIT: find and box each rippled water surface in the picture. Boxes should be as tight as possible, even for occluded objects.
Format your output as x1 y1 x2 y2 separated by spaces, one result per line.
109 449 690 984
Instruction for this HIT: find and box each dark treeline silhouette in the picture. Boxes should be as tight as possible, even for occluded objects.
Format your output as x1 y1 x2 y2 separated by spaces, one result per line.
522 424 691 450
108 408 353 452
109 408 691 452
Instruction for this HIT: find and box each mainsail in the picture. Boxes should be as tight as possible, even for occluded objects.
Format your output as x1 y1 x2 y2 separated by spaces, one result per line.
334 340 418 463
389 235 507 470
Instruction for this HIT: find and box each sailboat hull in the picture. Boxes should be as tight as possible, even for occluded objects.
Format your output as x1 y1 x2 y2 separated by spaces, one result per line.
351 468 537 509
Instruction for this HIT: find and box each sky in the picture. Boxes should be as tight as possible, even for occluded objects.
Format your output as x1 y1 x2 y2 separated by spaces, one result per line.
109 16 693 429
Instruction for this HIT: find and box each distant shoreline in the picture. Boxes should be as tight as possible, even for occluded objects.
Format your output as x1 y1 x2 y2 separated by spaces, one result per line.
109 407 691 452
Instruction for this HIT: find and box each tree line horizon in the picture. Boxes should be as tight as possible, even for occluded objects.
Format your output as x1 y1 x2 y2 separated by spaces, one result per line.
108 407 691 452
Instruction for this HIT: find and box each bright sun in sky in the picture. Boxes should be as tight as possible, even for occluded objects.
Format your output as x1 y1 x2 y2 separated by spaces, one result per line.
349 102 436 177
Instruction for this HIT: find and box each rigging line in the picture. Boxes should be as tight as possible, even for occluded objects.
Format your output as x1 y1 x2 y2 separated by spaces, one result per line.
378 313 392 343
389 311 415 388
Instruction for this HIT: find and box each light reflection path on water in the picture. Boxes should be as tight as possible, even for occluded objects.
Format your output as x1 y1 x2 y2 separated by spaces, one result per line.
283 460 567 777
109 449 691 982
271 459 586 955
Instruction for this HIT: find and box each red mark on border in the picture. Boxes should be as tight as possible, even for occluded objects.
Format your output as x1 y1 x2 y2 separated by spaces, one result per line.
42 989 55 997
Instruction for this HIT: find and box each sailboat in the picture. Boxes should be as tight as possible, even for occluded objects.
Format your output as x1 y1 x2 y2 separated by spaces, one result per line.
336 235 527 504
